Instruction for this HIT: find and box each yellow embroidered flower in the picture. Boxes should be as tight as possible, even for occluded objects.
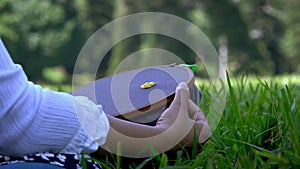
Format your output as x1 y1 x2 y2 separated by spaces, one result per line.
140 82 156 89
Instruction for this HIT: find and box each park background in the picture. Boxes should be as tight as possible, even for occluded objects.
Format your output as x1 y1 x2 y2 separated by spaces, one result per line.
0 0 299 84
1 0 299 168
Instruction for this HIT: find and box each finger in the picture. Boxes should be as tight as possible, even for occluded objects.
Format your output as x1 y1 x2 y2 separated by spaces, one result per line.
169 82 189 111
188 99 201 119
193 111 209 143
197 120 210 143
182 118 210 145
157 82 189 126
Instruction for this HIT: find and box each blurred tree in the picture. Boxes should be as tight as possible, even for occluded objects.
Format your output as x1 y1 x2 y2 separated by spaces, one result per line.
237 0 287 74
0 0 18 41
105 0 131 76
201 0 271 75
281 0 300 73
75 0 114 36
74 0 114 78
2 0 76 80
0 0 299 82
136 0 198 66
106 0 198 75
0 0 114 81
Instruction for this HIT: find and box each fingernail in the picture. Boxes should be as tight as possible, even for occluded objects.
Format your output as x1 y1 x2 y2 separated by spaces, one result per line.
177 82 188 90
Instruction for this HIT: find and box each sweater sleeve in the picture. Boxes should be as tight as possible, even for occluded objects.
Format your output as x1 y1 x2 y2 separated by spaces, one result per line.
0 39 109 156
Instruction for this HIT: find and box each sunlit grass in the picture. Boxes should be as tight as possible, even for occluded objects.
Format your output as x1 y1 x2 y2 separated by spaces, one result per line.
193 74 300 168
195 74 300 88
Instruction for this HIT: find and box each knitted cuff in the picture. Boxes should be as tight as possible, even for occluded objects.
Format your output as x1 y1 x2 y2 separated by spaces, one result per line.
28 91 109 154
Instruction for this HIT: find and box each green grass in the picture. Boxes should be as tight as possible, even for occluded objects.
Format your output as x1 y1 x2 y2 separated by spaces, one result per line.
52 75 300 168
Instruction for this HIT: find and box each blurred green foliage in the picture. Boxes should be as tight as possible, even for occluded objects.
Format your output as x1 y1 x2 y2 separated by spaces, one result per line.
0 0 299 84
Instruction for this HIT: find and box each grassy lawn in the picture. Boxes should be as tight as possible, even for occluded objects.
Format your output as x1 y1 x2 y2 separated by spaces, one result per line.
191 75 300 169
45 75 300 168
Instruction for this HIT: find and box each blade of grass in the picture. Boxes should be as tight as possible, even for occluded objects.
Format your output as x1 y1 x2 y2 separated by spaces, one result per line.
254 150 288 164
134 156 155 169
86 158 115 169
159 153 168 168
226 71 239 115
192 128 198 159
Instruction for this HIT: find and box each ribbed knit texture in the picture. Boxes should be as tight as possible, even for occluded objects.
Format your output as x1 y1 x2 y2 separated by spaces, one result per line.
0 39 109 156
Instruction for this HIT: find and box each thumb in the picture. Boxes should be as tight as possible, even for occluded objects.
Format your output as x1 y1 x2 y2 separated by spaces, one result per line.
157 82 190 126
168 82 190 112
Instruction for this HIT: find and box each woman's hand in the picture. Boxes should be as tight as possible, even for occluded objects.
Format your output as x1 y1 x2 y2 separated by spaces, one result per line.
99 82 210 158
155 82 210 146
